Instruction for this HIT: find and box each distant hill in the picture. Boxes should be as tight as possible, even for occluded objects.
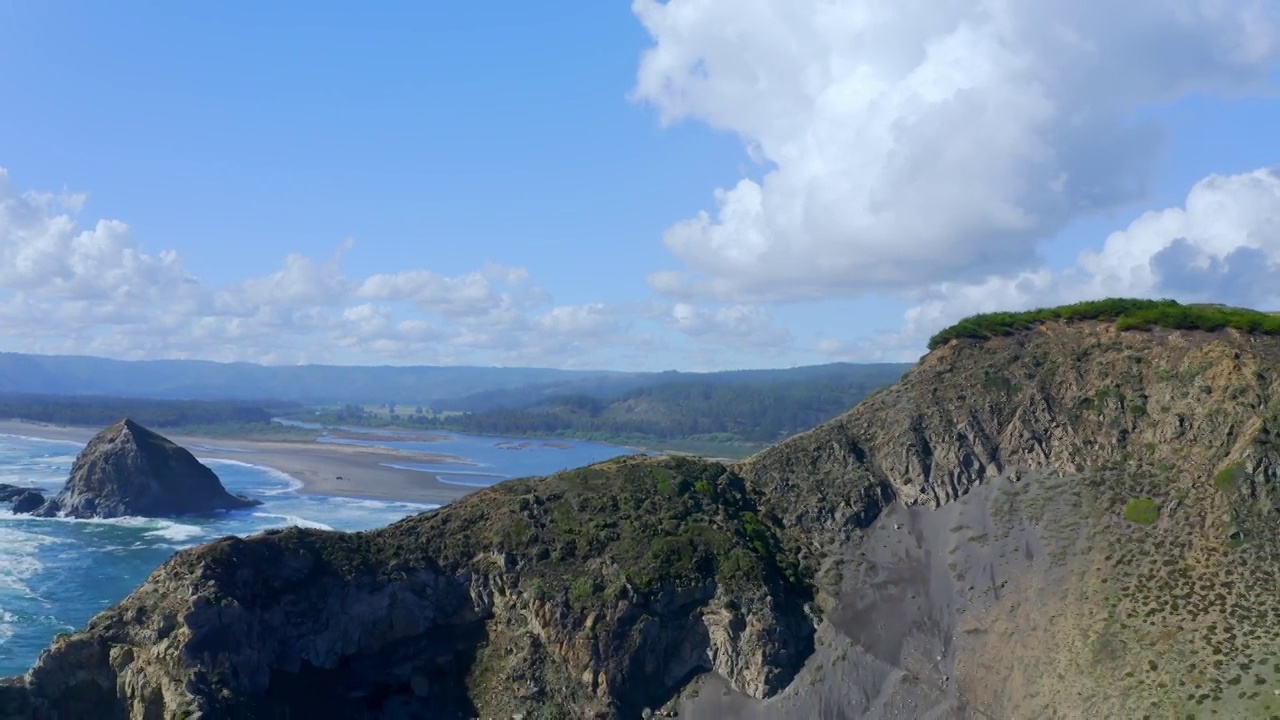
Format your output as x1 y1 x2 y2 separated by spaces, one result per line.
433 362 910 413
0 353 912 416
0 352 636 405
314 363 914 456
0 392 301 433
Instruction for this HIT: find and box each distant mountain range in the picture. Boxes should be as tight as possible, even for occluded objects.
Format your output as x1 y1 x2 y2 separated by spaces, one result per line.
0 351 910 408
0 352 627 404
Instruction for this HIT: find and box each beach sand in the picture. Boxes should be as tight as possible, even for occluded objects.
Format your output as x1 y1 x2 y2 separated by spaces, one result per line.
0 419 477 506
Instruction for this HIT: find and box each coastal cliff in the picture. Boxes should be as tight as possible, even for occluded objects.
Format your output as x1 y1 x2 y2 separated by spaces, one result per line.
4 301 1280 718
29 418 260 519
1 456 813 719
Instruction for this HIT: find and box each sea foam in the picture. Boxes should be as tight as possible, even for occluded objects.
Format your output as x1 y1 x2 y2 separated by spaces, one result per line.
0 525 57 598
251 513 335 531
202 458 304 494
142 522 209 544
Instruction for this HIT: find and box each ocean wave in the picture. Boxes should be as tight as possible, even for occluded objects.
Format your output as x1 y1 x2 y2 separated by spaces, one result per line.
188 444 252 454
0 526 59 598
323 496 441 512
435 475 502 488
0 475 61 490
33 455 78 465
251 513 335 531
202 458 303 494
0 609 15 644
0 434 82 448
379 463 503 478
4 512 215 539
142 522 209 543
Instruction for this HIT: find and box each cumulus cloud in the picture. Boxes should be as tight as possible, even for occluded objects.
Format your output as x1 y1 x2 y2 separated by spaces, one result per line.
632 0 1280 302
669 302 791 352
0 170 198 305
0 167 653 367
825 167 1280 360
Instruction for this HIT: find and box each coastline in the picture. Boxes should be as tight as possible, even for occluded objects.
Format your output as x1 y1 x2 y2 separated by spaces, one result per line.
0 419 477 506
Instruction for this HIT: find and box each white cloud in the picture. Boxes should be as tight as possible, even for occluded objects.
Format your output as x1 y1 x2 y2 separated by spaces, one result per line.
536 303 620 336
356 263 548 319
669 302 791 352
632 0 1280 302
0 166 706 366
0 167 666 367
0 169 198 305
220 250 352 314
829 167 1280 360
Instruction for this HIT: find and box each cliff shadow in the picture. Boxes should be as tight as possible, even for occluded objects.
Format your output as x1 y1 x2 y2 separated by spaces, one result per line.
232 620 488 720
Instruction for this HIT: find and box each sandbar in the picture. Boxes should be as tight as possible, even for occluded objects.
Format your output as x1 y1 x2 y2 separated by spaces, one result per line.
0 419 477 506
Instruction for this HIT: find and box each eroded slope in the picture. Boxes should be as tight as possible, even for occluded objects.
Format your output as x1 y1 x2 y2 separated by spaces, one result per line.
682 323 1280 718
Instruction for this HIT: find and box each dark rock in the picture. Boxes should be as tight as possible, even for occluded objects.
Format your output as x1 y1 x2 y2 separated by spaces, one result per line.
32 418 261 519
0 484 31 503
10 490 44 514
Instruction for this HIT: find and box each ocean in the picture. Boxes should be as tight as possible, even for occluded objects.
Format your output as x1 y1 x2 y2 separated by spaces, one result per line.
0 430 633 676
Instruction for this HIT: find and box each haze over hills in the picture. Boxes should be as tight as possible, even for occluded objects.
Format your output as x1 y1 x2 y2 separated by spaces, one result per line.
300 363 913 456
0 352 633 404
5 300 1279 718
0 354 912 456
0 352 907 409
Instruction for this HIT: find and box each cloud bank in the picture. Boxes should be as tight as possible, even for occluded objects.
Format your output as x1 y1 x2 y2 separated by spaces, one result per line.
821 167 1280 360
0 168 791 367
633 0 1280 302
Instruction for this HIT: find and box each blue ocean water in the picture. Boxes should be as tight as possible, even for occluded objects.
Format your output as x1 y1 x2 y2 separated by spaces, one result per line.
0 430 635 676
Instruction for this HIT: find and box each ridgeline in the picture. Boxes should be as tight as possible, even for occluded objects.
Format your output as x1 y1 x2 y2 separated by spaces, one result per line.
928 297 1280 349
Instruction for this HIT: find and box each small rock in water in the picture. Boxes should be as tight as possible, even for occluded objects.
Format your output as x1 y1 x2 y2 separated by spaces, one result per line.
11 490 45 514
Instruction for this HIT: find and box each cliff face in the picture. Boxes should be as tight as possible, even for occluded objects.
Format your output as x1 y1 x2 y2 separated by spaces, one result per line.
702 322 1280 718
745 321 1280 540
1 456 814 719
4 321 1280 719
31 418 261 519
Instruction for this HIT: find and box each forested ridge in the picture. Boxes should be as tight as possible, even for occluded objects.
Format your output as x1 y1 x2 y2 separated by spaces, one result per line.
0 393 303 435
302 364 911 453
0 363 912 455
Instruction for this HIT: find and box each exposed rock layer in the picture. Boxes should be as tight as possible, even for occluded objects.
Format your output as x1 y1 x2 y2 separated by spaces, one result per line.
4 323 1280 718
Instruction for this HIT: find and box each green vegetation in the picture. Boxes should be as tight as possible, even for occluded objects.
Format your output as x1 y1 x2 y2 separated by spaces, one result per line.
1214 463 1242 491
1123 497 1161 525
291 365 909 456
0 393 310 437
928 298 1280 350
394 455 814 609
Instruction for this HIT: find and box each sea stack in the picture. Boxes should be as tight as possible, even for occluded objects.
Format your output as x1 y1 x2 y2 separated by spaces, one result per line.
32 418 261 519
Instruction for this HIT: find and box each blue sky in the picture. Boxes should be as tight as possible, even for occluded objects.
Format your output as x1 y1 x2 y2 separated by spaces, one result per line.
2 2 1280 370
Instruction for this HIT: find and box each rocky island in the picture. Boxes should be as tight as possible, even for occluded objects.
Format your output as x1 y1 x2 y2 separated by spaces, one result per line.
1 300 1279 719
6 418 260 519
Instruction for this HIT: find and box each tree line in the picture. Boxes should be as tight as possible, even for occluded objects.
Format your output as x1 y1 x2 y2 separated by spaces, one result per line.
303 371 906 446
0 393 299 430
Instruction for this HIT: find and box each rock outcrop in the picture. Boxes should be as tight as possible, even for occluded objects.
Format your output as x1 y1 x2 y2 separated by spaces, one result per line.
0 484 46 513
4 303 1280 719
30 418 260 519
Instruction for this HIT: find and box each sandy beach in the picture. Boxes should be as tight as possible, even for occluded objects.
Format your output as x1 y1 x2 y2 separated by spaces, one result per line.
0 419 478 506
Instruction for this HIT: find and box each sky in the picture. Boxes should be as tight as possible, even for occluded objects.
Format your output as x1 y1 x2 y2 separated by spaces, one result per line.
1 1 1279 371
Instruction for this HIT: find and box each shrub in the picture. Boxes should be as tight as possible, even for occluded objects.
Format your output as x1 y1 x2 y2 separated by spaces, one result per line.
1123 498 1160 526
928 299 1280 350
1213 464 1241 491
